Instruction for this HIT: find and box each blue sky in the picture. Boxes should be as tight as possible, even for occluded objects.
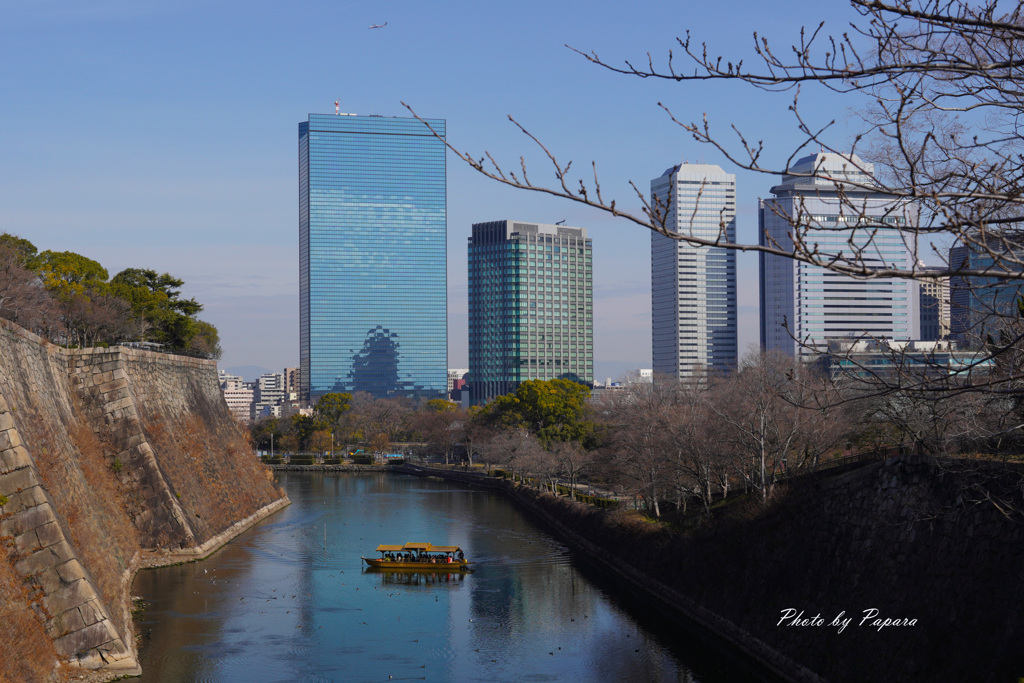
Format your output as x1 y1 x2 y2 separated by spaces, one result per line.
1 0 871 378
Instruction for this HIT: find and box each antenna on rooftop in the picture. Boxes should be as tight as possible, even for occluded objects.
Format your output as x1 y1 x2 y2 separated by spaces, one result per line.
335 99 340 115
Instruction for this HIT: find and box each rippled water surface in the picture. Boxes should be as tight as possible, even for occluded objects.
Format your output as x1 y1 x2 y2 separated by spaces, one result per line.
133 472 726 682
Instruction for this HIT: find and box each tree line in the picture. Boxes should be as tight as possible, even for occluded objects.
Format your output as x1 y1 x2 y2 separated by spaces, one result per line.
255 348 1024 523
0 233 220 356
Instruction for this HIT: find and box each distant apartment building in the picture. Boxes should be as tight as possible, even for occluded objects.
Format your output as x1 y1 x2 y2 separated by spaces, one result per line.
919 270 950 341
468 220 593 405
651 162 738 378
299 113 447 403
759 152 920 357
447 368 469 393
218 370 254 423
284 367 301 398
252 372 286 421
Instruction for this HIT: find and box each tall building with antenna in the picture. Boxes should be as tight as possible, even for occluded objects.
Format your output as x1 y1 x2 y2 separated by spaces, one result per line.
299 112 447 402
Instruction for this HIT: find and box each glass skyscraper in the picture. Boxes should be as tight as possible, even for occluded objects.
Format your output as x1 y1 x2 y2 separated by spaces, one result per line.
650 163 738 378
759 152 920 357
299 113 447 402
468 220 593 404
948 237 1024 347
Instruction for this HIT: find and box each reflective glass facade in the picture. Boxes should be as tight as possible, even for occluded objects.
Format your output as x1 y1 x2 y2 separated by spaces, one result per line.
950 239 1024 347
468 221 593 405
300 114 447 401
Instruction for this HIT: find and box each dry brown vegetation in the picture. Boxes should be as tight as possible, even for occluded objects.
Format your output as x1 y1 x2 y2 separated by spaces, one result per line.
0 321 285 676
138 406 280 545
26 418 141 643
512 456 1024 682
0 540 63 683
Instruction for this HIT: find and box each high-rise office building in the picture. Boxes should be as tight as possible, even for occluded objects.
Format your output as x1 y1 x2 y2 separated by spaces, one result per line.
949 244 971 344
468 220 593 404
759 152 920 357
650 162 738 378
918 270 950 341
947 236 1024 347
299 113 447 402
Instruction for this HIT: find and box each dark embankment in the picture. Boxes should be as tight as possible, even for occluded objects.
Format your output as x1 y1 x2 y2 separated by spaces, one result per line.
401 460 1024 682
0 319 288 680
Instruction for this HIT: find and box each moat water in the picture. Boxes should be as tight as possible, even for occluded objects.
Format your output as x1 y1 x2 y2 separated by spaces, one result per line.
133 472 735 682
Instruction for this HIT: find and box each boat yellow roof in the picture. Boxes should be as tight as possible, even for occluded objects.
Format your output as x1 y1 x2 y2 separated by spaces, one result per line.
374 543 463 553
403 542 432 551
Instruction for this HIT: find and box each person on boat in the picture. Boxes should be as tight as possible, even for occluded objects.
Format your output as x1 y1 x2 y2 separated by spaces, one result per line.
457 550 464 562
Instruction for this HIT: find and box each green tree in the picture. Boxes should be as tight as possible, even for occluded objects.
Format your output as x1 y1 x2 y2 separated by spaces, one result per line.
314 392 353 426
251 417 284 454
486 379 595 448
110 267 219 355
30 250 136 346
0 233 38 266
289 413 317 452
314 392 354 457
187 319 222 358
425 398 457 413
33 250 108 292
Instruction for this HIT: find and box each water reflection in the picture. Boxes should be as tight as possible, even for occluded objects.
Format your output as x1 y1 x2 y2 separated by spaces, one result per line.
365 568 469 588
133 473 727 682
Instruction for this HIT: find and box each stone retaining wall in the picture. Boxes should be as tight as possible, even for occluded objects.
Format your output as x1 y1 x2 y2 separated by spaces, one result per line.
0 319 288 678
269 464 389 472
397 460 1024 681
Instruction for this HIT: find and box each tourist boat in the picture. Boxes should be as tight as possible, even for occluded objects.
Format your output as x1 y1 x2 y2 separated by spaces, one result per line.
362 542 472 570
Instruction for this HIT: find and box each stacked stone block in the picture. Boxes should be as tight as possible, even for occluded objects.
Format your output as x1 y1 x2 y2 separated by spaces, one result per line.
0 394 137 672
68 348 196 549
0 318 286 677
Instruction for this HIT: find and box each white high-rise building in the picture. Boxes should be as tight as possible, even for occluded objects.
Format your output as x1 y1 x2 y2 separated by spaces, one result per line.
759 152 920 357
651 163 738 378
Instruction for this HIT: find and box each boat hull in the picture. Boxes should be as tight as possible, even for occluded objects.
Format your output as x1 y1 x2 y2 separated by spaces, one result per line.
362 557 472 571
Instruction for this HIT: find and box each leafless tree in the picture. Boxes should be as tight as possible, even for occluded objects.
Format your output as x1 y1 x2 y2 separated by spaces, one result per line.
405 0 1024 398
0 245 61 336
711 351 827 503
550 440 597 500
481 428 542 483
310 429 332 455
414 406 463 465
597 383 675 517
350 395 414 445
63 291 141 348
659 377 730 521
412 1 1024 275
457 410 493 467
